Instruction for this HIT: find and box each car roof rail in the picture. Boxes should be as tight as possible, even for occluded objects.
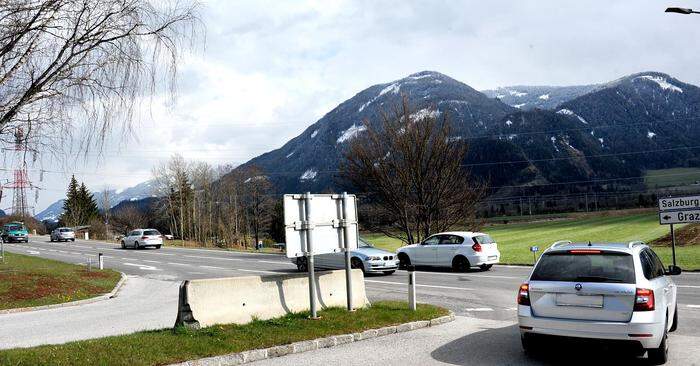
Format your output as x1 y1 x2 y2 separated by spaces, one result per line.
550 240 572 248
628 240 645 249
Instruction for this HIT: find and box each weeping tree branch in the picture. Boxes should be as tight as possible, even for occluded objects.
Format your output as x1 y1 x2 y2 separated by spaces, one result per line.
0 0 202 156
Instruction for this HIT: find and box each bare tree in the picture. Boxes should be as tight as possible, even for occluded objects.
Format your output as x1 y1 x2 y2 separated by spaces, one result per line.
240 166 272 248
0 0 201 154
111 205 147 234
341 96 485 244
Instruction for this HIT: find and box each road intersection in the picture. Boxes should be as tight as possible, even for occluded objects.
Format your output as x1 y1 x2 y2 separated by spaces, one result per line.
2 236 699 364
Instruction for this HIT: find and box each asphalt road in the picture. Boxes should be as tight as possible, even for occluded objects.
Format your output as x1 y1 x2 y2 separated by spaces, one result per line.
2 236 700 364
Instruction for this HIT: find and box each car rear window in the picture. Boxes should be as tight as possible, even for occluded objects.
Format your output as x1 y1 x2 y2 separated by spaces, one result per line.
60 228 73 232
472 235 495 244
144 230 160 236
531 251 635 283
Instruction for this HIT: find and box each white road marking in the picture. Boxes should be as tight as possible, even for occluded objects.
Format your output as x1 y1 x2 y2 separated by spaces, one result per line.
236 269 281 275
184 255 242 261
505 307 519 311
678 285 700 289
142 260 161 264
411 270 518 279
687 305 700 308
257 260 292 265
365 279 473 291
199 265 226 270
188 272 205 275
122 262 160 271
27 250 40 255
464 308 494 312
167 262 190 266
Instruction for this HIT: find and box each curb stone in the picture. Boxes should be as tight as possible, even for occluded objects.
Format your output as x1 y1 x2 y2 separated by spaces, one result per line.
168 312 456 366
0 272 127 315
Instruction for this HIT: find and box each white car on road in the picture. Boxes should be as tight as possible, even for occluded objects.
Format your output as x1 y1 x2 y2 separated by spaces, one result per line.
396 231 500 271
50 227 75 242
518 240 681 364
121 229 163 249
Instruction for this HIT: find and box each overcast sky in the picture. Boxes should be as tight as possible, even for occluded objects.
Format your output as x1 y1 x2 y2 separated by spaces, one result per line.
22 0 700 212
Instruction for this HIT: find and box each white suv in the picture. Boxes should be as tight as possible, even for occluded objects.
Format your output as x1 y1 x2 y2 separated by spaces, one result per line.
517 240 681 364
396 232 500 271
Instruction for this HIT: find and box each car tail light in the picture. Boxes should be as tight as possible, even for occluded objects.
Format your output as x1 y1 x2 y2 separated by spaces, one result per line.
472 243 482 252
141 236 148 240
634 288 655 311
517 283 530 306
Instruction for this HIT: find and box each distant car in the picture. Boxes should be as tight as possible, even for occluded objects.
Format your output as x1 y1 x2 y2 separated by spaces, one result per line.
164 234 174 240
1 222 29 243
121 229 163 249
291 238 399 275
50 227 75 242
396 231 500 271
518 240 680 364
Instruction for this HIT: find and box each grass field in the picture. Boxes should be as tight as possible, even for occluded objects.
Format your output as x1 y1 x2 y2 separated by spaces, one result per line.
0 301 447 366
644 167 700 188
363 211 700 270
0 252 122 310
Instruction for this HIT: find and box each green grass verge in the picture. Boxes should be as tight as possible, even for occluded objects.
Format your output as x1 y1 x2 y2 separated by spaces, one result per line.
644 167 700 188
0 301 448 366
0 252 122 310
364 212 700 270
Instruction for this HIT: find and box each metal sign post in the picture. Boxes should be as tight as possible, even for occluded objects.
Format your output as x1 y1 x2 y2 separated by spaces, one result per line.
407 265 416 311
341 192 355 311
1 239 4 264
670 224 677 267
303 192 318 319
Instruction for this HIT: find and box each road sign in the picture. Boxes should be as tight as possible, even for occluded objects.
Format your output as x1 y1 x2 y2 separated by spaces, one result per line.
658 195 700 211
659 209 700 225
529 246 539 252
283 193 359 258
283 192 360 316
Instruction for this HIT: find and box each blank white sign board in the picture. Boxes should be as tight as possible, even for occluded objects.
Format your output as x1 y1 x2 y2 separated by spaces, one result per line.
284 194 358 258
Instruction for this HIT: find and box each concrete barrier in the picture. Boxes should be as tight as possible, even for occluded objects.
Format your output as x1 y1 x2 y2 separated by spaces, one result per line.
175 269 369 329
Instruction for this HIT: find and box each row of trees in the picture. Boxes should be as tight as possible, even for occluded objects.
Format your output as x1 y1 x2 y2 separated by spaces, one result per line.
150 156 283 248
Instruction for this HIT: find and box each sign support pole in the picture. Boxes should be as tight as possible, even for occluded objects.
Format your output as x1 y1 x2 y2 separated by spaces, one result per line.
303 192 318 319
341 192 354 311
670 223 677 267
1 239 4 264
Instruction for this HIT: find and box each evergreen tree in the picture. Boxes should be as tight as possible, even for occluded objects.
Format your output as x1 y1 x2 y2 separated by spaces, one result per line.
60 176 81 226
59 177 101 226
79 183 100 223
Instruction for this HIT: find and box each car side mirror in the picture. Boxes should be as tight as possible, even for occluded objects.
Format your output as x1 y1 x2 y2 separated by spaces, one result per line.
666 265 682 276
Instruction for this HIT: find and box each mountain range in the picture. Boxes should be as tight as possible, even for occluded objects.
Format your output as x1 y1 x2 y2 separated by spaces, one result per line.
230 70 700 196
35 180 157 223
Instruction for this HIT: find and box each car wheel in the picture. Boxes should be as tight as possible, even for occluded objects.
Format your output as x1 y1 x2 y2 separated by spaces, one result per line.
296 257 308 272
452 256 470 272
351 257 365 274
134 241 140 250
670 305 678 332
156 245 162 249
383 270 395 275
521 333 538 355
71 238 75 242
480 264 493 271
648 319 669 365
50 237 54 242
398 253 411 269
121 241 126 249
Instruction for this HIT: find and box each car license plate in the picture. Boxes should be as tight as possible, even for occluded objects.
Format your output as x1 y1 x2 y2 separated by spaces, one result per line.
555 293 603 308
488 255 497 261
